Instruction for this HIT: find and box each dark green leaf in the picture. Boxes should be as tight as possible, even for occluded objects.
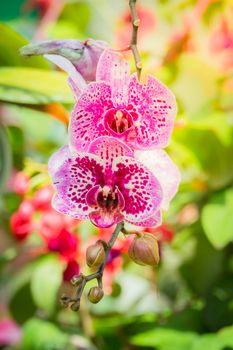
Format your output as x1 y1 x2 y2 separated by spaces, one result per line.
0 125 12 192
0 23 49 69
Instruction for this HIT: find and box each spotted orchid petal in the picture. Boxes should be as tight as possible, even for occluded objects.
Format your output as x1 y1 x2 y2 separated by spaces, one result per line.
129 210 162 228
128 74 177 149
113 156 163 223
52 194 89 220
96 50 130 106
48 146 105 218
88 136 134 165
69 82 113 152
135 149 181 210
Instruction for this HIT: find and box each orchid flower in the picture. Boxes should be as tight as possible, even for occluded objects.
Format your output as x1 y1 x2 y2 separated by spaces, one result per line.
48 137 180 228
69 50 177 152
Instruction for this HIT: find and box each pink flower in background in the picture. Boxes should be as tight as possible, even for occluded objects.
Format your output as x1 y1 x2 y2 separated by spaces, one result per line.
0 319 21 346
69 50 177 152
32 185 54 210
116 6 157 48
209 17 233 71
12 171 30 196
49 137 164 228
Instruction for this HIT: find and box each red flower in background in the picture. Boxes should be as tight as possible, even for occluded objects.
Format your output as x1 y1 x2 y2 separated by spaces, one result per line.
10 200 35 241
63 259 80 282
147 224 174 243
10 176 81 282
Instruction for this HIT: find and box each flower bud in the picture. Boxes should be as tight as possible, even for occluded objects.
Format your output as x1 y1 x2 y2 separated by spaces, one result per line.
70 274 83 286
71 300 80 311
128 233 160 266
88 287 104 304
86 242 105 268
20 39 107 82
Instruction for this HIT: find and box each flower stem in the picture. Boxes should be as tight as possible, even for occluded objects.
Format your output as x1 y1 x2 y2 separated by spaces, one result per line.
129 0 142 80
60 221 124 311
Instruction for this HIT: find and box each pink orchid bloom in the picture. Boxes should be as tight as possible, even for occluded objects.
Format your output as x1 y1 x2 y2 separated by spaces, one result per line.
69 50 177 152
48 137 164 228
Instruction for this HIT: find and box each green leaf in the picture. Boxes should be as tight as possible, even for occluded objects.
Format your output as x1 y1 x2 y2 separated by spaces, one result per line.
31 256 63 315
9 283 37 325
22 318 69 350
0 67 74 104
0 23 49 69
172 54 219 115
192 326 233 350
6 125 24 170
201 188 233 249
174 126 233 189
180 229 225 295
130 328 197 350
0 125 12 192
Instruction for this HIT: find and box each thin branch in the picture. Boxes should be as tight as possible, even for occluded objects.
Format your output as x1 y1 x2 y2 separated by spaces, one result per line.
129 0 142 80
60 221 124 311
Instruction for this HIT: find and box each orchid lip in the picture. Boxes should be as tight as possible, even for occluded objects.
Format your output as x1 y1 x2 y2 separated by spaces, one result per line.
86 185 125 212
104 108 134 136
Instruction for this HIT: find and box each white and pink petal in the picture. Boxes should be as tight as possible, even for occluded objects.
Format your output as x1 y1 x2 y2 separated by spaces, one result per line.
88 136 134 165
112 156 163 223
96 50 130 106
135 149 181 210
128 74 177 149
49 149 105 218
69 82 113 152
128 210 162 228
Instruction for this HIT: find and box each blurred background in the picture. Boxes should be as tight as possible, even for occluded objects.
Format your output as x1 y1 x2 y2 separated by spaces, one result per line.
0 0 233 349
